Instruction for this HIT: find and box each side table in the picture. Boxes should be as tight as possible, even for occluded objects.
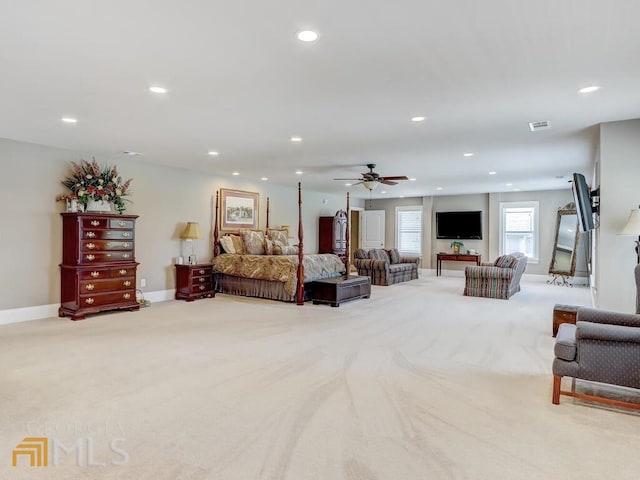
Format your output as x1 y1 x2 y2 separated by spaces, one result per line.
175 263 215 301
552 304 579 337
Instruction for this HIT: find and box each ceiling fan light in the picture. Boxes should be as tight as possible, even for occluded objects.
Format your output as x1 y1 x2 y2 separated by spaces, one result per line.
363 180 379 190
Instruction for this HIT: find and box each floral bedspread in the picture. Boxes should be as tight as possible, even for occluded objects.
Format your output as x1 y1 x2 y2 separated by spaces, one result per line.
212 253 346 295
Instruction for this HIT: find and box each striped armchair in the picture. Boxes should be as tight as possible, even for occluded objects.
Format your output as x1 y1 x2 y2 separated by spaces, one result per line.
463 252 527 299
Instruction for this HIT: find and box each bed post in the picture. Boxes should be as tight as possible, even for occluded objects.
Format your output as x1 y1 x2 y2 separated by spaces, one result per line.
345 192 350 278
213 190 220 258
296 182 304 305
266 197 270 230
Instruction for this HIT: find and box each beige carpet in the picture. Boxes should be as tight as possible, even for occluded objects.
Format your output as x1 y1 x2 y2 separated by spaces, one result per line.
1 274 638 479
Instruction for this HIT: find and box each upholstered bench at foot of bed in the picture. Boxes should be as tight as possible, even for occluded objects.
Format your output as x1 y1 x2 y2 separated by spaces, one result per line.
310 275 371 307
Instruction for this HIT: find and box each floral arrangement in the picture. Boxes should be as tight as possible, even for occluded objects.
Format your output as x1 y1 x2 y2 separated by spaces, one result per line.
57 159 133 213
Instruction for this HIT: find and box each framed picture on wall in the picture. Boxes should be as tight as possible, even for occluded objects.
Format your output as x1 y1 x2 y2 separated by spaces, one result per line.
220 189 259 230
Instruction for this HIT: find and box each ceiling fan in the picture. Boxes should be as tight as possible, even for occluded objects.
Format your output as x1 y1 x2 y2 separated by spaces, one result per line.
334 163 409 190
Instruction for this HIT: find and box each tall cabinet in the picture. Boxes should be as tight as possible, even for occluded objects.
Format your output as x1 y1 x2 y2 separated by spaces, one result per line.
318 210 348 261
59 212 140 320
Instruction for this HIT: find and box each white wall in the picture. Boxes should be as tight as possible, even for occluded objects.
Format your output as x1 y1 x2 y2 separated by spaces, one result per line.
0 137 361 313
368 189 575 275
596 119 640 311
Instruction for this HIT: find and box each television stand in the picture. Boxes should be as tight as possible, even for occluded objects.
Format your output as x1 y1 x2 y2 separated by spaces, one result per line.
437 253 481 276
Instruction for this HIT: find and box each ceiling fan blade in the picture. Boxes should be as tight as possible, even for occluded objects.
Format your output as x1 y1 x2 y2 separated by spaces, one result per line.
380 175 409 181
381 180 398 185
333 177 362 181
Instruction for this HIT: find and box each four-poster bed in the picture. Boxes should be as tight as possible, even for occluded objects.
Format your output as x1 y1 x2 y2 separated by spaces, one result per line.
211 183 347 304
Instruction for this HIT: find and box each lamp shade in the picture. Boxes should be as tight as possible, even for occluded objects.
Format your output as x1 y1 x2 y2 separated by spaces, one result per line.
180 222 203 240
618 208 640 235
363 180 380 190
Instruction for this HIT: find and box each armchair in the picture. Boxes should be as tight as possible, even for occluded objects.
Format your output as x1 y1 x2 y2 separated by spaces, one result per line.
353 248 420 286
463 252 527 299
552 307 640 410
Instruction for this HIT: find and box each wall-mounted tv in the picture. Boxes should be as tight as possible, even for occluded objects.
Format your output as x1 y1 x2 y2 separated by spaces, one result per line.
571 173 596 232
436 211 483 239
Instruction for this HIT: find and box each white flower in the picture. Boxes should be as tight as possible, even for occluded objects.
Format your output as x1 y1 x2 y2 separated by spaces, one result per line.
78 190 86 196
98 179 104 185
116 189 122 196
86 175 93 179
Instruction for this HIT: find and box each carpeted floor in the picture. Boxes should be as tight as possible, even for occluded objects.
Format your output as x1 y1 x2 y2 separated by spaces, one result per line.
1 274 638 479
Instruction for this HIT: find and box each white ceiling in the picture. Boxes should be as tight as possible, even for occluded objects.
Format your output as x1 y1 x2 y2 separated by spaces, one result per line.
1 0 639 199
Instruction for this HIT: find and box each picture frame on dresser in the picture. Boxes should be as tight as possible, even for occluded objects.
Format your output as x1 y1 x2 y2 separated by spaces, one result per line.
220 189 259 230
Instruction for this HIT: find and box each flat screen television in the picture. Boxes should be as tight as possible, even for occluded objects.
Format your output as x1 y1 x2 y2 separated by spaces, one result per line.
571 173 595 232
436 211 482 239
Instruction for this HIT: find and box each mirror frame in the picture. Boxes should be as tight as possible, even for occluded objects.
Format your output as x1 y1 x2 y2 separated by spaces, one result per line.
549 203 580 277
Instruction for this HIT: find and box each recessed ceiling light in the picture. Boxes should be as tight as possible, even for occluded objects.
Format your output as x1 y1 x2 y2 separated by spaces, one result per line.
399 195 405 198
578 85 600 94
208 151 219 156
409 178 417 181
488 171 497 175
463 153 474 157
505 183 513 186
122 151 144 156
232 172 239 176
296 30 319 42
514 188 521 191
295 170 303 175
149 86 168 94
290 136 303 142
261 177 268 181
61 117 77 124
345 183 352 187
436 187 443 191
380 191 387 194
410 116 426 122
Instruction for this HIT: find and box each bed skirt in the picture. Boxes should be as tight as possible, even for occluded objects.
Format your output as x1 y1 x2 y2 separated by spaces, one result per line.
215 274 314 302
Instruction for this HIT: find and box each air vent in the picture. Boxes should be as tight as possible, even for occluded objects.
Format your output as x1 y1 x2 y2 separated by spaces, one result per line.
529 120 551 132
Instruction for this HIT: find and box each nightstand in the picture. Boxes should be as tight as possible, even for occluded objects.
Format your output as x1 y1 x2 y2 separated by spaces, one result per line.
175 263 215 301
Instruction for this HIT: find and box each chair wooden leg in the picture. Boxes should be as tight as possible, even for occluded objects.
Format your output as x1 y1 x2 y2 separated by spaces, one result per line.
552 375 561 405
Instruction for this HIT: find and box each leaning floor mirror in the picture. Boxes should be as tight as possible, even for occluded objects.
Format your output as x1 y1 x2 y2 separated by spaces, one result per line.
548 203 580 286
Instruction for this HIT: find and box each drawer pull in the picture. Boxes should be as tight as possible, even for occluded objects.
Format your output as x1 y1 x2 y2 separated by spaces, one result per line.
123 242 131 248
90 271 100 278
123 280 131 287
199 277 205 283
91 220 100 226
118 269 127 275
122 232 130 238
86 242 96 250
199 285 206 291
85 298 95 305
86 232 96 238
199 269 205 274
123 293 131 299
86 254 95 261
85 283 95 291
122 253 131 259
118 221 126 227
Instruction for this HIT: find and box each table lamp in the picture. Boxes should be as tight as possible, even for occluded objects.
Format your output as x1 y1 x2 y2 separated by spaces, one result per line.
180 222 203 264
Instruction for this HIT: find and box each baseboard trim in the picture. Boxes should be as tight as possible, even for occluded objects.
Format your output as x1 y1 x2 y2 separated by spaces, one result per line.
0 289 176 325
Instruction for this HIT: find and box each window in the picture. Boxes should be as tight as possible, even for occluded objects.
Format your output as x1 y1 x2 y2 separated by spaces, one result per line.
500 201 538 262
396 206 422 255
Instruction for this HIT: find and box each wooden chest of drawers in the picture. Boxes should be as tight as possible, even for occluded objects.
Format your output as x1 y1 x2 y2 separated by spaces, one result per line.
552 304 579 337
175 264 215 301
59 212 139 320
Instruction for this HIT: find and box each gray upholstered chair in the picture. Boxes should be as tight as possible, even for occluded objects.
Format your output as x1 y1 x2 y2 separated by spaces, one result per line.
552 307 640 410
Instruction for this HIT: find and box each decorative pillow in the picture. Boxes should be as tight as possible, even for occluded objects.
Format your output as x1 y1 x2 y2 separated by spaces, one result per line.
264 238 274 255
220 235 236 254
368 249 390 263
387 248 401 264
354 249 368 260
241 230 265 255
273 244 298 255
494 254 517 268
230 235 245 254
267 229 289 246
